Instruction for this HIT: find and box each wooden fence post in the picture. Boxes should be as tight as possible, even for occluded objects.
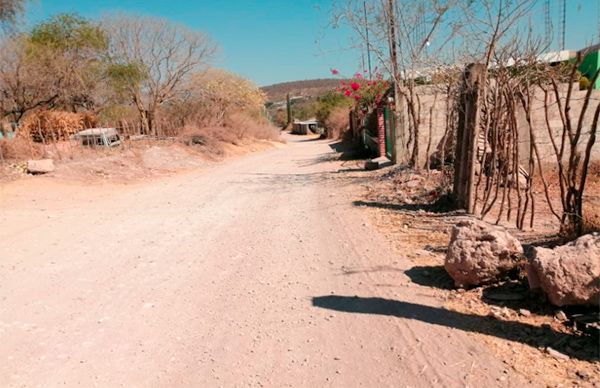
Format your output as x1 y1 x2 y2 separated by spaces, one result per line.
453 63 485 212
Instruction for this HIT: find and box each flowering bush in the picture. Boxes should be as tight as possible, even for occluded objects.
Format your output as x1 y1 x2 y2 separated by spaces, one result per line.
330 68 389 111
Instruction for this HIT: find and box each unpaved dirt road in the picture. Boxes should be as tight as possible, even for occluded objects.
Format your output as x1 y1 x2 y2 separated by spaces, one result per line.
0 134 531 387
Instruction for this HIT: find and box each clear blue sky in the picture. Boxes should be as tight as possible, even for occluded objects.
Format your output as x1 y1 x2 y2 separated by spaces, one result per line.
23 0 600 86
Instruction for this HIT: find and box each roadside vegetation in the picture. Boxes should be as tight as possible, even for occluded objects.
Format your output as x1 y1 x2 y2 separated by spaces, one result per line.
0 7 279 175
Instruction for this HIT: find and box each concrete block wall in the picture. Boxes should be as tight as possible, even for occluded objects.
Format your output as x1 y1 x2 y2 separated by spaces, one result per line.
405 84 600 169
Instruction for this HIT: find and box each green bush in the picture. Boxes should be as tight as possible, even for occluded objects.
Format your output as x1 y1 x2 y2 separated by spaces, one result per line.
580 76 591 90
315 91 352 125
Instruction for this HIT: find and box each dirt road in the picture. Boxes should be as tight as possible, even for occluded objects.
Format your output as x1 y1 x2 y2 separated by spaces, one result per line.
0 134 532 387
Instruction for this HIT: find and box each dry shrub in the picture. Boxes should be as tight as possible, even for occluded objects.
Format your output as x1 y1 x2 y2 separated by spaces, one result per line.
225 113 281 142
178 125 228 155
583 203 600 233
20 110 98 142
0 136 43 161
178 113 281 155
324 107 350 139
589 160 600 178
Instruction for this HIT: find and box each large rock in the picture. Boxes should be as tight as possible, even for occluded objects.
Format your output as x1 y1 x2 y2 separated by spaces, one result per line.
527 234 600 306
26 159 55 174
445 220 523 288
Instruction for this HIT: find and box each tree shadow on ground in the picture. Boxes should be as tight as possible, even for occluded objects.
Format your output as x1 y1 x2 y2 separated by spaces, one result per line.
292 136 324 142
481 280 599 322
520 234 568 257
338 265 406 276
352 198 463 216
404 265 455 290
328 140 374 161
404 265 566 315
312 295 599 362
481 280 545 311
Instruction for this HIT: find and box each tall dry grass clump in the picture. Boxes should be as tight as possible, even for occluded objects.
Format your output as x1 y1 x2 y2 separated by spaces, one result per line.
20 110 97 142
225 113 280 142
324 107 350 139
177 113 280 153
0 136 43 161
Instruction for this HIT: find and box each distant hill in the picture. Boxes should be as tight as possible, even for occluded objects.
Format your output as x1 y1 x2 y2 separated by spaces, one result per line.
261 78 341 102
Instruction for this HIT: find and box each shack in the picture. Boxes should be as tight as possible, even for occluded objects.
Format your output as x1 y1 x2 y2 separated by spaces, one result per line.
291 119 319 135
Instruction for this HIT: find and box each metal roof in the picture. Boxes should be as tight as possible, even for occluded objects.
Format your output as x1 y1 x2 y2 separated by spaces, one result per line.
293 119 318 125
76 128 118 137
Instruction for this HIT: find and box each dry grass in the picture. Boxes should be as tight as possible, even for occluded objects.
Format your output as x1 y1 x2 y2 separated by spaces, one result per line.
178 113 280 154
324 107 351 140
178 125 228 156
225 113 281 142
20 110 97 142
0 136 43 161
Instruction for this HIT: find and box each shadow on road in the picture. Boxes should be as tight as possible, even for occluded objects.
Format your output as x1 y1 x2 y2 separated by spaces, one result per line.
311 295 599 362
404 265 455 290
328 140 373 161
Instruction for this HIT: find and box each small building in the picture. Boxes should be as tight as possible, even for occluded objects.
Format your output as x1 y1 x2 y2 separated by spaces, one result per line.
291 119 319 135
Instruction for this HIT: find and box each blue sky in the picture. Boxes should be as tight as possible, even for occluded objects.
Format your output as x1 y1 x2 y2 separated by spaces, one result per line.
23 0 600 86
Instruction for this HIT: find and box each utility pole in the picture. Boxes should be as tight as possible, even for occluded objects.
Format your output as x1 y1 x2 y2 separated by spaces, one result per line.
363 1 372 79
559 0 566 50
286 93 292 127
387 0 406 164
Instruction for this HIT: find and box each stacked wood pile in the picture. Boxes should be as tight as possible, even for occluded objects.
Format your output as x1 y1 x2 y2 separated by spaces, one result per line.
20 111 98 142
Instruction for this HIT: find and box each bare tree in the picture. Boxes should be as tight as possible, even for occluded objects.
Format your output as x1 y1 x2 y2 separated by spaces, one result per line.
0 0 24 32
104 15 216 135
0 36 61 123
0 14 109 123
333 0 462 167
542 51 600 236
163 68 266 129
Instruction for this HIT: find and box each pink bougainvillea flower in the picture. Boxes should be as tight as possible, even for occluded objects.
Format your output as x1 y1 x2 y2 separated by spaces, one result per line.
354 73 363 79
350 82 360 91
354 95 361 101
344 90 352 97
331 68 339 75
341 81 346 86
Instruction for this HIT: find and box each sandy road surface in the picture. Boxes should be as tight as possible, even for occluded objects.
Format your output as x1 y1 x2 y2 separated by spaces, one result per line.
0 134 532 387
